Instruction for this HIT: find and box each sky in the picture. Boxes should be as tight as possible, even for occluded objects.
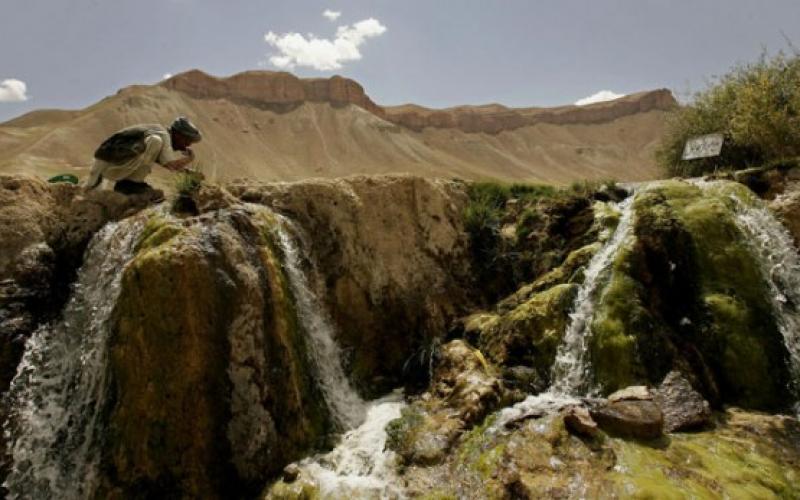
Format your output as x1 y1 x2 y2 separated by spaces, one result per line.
1 0 799 121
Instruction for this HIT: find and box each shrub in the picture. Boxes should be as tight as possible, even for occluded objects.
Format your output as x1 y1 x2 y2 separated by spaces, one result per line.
657 51 800 177
174 171 203 197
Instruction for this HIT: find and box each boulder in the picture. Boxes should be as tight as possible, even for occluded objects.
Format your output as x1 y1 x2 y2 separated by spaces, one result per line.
654 371 711 432
586 180 793 409
563 406 599 437
590 399 663 440
102 206 329 498
432 340 505 424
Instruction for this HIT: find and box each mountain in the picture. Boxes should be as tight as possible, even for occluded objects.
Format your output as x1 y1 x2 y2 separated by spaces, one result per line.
0 70 677 186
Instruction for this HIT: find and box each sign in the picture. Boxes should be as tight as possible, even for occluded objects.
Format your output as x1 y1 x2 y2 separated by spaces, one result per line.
682 133 724 160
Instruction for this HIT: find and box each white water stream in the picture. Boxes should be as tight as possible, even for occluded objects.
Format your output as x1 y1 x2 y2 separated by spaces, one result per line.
2 216 147 499
719 185 800 400
548 196 637 397
273 215 367 430
296 392 406 499
271 214 407 497
492 196 638 429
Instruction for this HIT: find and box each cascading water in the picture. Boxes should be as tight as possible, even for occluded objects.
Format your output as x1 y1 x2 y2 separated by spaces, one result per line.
548 195 637 397
494 196 637 428
268 213 407 497
716 184 800 400
2 215 148 499
296 392 406 499
273 215 366 429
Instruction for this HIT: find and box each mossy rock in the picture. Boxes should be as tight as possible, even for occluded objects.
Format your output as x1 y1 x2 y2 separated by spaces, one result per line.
427 409 800 499
474 283 577 386
263 476 320 500
386 405 462 466
103 211 330 498
586 179 792 409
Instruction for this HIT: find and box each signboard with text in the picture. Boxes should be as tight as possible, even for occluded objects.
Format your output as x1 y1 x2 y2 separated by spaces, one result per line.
682 133 724 160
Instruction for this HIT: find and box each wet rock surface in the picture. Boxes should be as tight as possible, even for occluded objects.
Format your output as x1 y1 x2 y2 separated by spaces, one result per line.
562 406 599 437
590 399 664 440
3 172 800 499
386 340 507 466
229 175 473 394
655 370 712 432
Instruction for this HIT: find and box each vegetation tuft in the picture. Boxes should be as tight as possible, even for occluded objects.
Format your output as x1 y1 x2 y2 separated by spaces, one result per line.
463 179 620 302
656 51 800 177
172 171 204 214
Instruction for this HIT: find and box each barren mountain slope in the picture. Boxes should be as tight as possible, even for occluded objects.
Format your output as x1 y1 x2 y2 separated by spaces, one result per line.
0 70 676 186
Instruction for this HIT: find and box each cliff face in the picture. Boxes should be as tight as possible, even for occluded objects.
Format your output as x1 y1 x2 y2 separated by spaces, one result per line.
162 70 385 117
163 70 675 135
230 175 474 394
383 89 678 134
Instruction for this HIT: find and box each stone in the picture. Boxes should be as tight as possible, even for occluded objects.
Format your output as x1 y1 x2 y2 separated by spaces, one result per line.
590 400 663 440
654 371 712 432
282 463 301 483
432 340 505 425
563 406 599 437
385 405 463 466
607 385 652 403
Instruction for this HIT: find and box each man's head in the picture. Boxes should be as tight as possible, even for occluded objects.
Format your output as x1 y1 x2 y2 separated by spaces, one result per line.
169 116 202 151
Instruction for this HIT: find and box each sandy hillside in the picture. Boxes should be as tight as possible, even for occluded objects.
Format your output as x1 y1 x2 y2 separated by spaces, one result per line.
0 70 676 187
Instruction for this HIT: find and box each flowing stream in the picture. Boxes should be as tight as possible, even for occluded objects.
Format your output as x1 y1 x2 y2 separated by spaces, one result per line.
494 196 637 428
273 215 366 430
719 184 800 399
548 196 637 396
272 214 406 497
2 216 147 499
295 393 406 499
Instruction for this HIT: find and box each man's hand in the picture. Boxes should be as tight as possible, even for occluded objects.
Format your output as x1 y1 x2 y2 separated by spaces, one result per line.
163 148 196 172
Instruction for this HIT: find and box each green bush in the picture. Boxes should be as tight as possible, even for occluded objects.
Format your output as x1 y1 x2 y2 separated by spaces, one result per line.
657 51 800 177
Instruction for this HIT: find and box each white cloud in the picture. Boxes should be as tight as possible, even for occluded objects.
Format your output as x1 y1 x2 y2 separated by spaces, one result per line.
163 73 173 80
575 90 625 106
264 17 387 71
0 79 28 103
323 9 341 21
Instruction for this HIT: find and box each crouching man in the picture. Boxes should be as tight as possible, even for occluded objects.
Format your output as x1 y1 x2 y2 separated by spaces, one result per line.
85 116 202 194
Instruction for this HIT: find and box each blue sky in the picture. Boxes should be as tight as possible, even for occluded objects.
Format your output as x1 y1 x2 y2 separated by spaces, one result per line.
1 0 799 121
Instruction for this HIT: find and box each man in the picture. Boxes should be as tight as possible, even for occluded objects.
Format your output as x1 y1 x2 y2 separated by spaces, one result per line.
85 116 202 194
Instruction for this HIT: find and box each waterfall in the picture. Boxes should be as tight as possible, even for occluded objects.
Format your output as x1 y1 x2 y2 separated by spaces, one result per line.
492 196 637 430
296 392 406 499
723 187 800 399
548 196 637 396
272 215 366 430
269 213 405 497
2 216 147 499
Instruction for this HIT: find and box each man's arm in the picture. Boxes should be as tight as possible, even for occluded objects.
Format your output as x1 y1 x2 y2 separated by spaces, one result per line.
161 148 195 172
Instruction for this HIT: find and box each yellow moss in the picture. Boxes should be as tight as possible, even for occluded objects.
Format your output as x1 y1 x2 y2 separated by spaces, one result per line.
135 215 184 253
610 430 798 498
263 477 320 500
